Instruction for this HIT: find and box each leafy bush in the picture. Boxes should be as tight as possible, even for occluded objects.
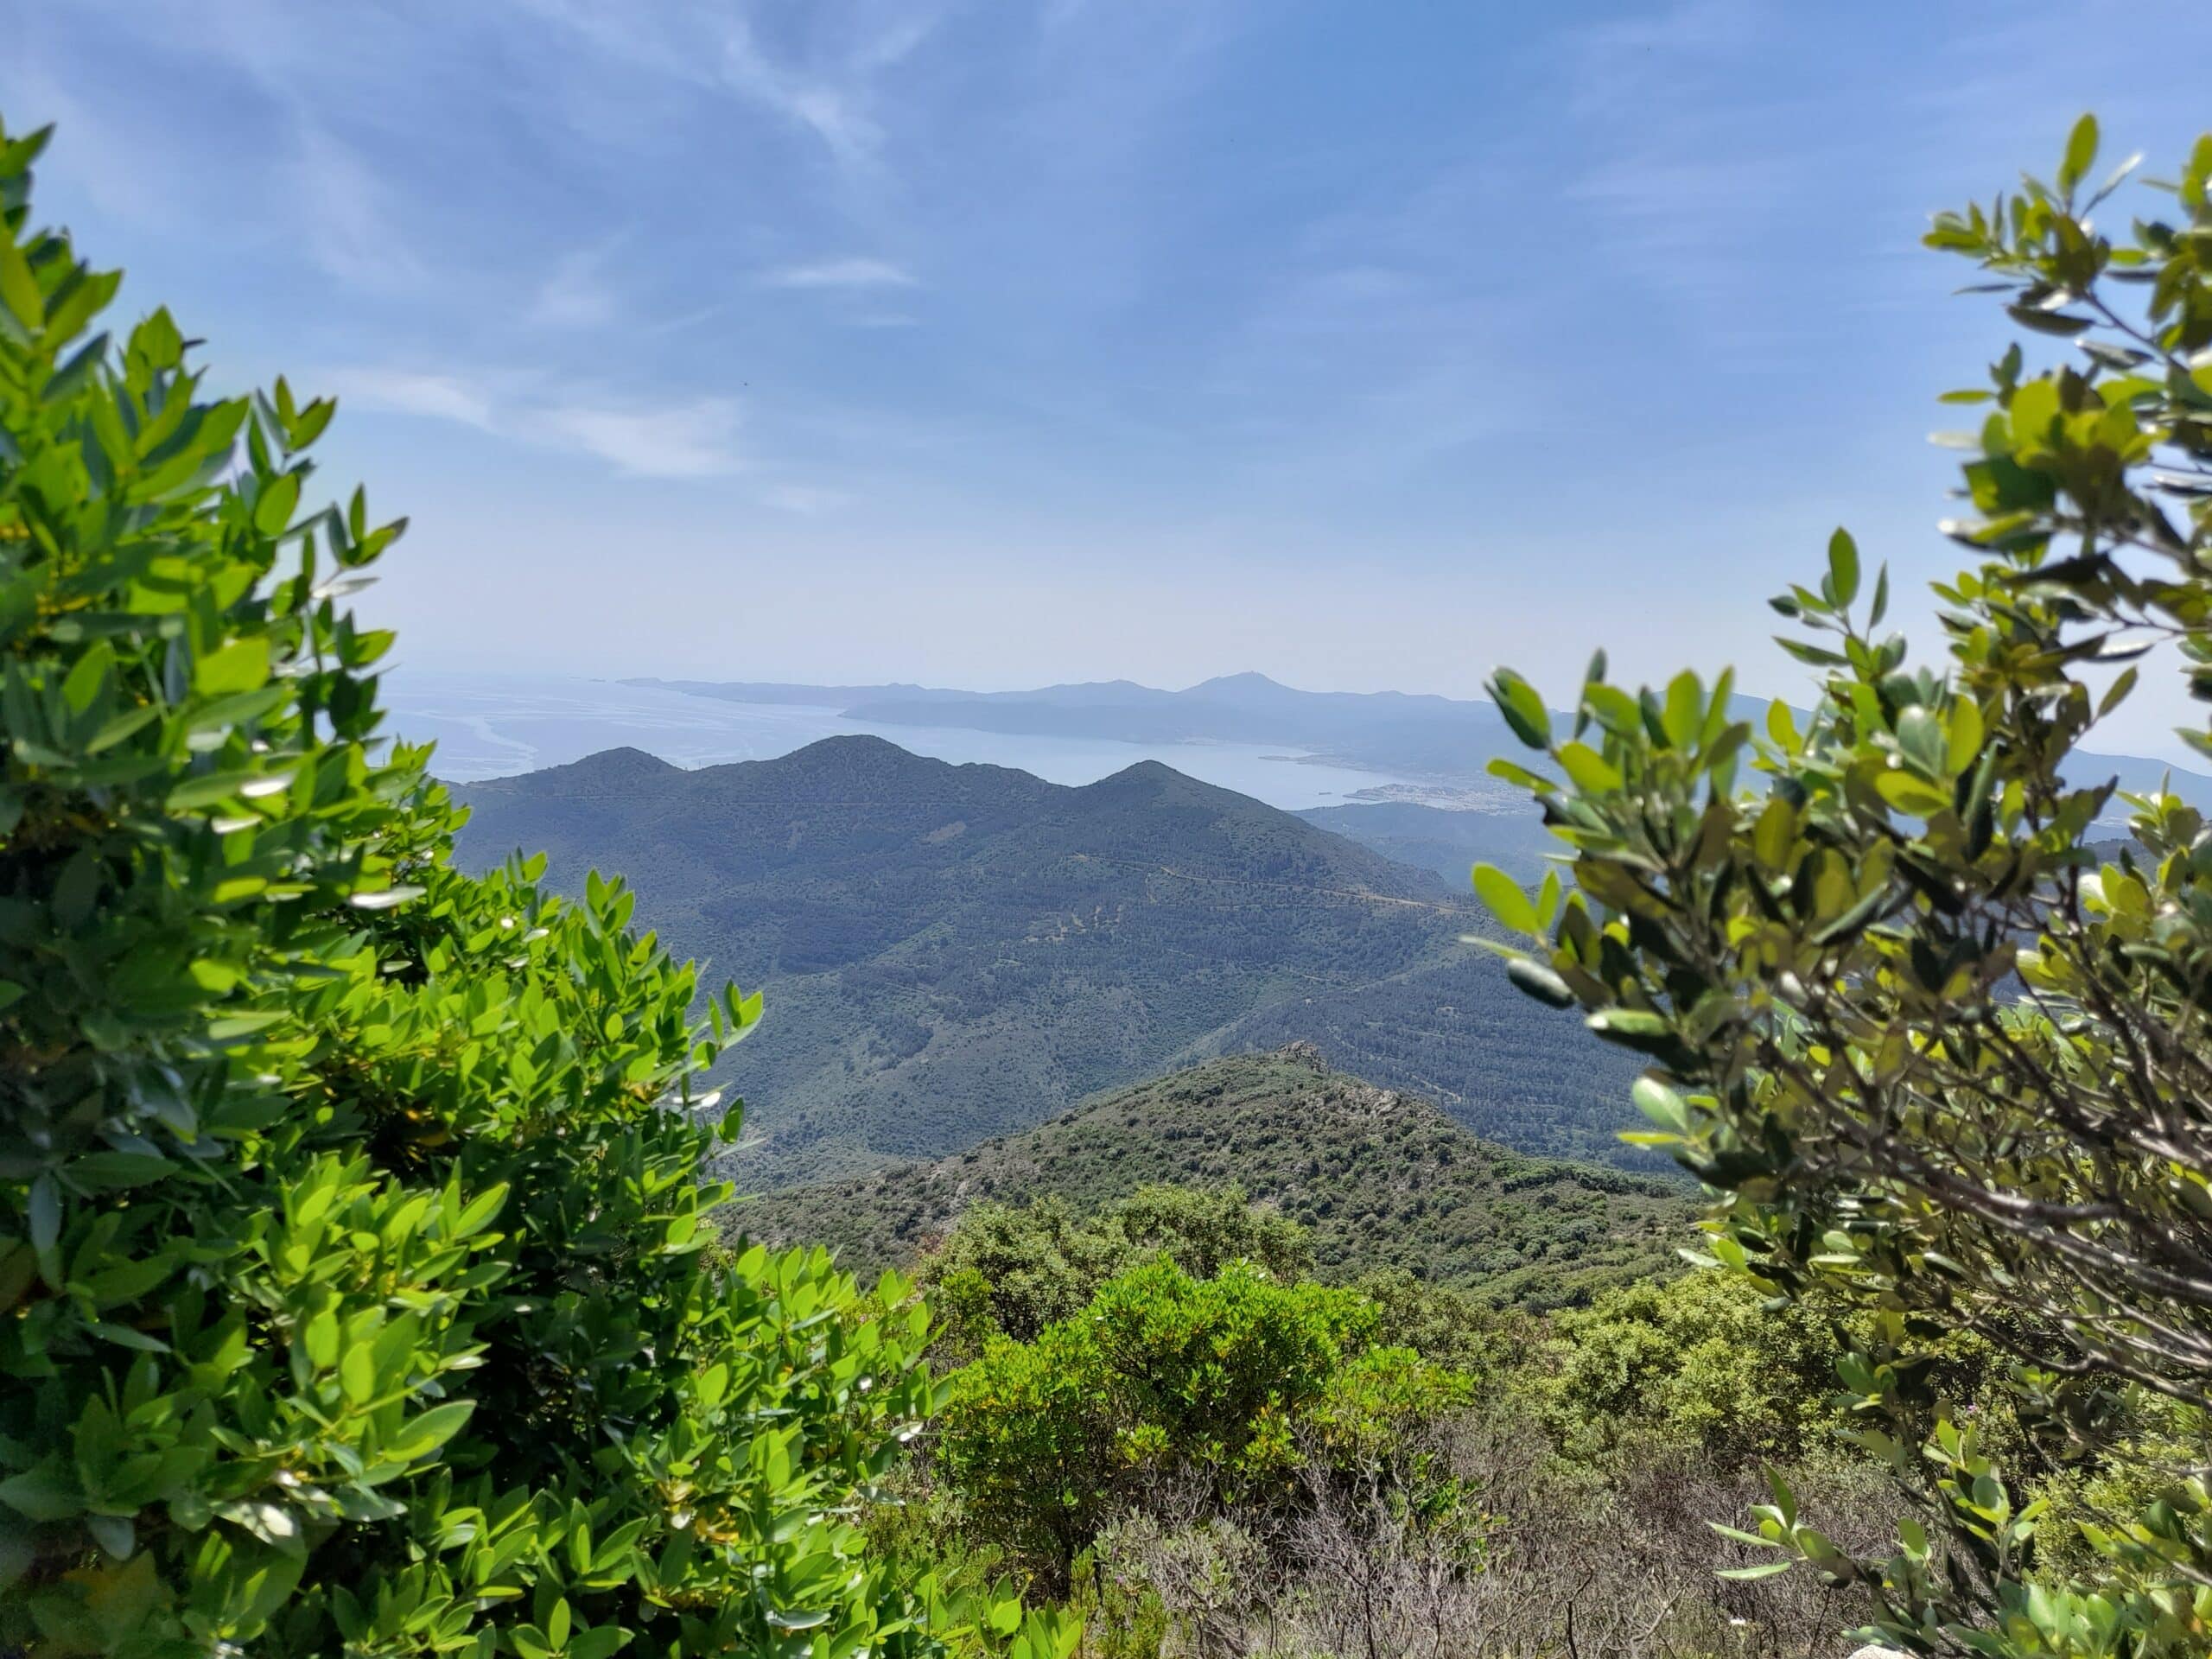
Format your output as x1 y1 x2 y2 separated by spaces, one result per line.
921 1182 1312 1359
1475 118 2212 1656
0 118 1071 1659
935 1258 1466 1588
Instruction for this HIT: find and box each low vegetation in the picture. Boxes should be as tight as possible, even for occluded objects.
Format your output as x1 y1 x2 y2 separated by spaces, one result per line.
861 1184 1955 1658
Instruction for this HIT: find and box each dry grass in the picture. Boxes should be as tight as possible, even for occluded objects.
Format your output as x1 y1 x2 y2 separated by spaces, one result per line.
1078 1411 1895 1659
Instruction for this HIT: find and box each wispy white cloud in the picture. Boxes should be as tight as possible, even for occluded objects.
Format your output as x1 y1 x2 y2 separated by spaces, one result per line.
530 397 741 479
511 3 949 176
720 19 879 169
328 368 496 429
287 121 426 293
526 243 623 328
760 256 917 290
329 365 741 480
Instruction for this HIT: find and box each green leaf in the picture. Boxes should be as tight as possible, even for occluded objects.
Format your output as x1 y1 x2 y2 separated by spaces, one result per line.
1556 740 1622 792
1752 798 1797 870
567 1629 630 1659
388 1400 475 1459
1471 864 1540 935
1896 706 1945 777
70 1153 174 1189
253 471 302 537
451 1182 510 1240
347 885 426 911
2059 112 2099 196
1827 528 1859 608
193 636 270 698
1662 671 1702 750
0 239 40 333
1715 1560 1793 1581
340 1342 376 1405
1945 699 1985 775
60 642 111 716
765 1608 834 1633
1505 957 1575 1007
1485 668 1552 749
0 1464 80 1522
1630 1077 1688 1132
1876 769 1953 816
27 1175 58 1254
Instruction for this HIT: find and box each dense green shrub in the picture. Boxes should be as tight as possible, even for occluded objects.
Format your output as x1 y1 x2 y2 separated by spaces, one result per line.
1475 119 2212 1656
921 1182 1311 1359
935 1258 1466 1587
0 118 1072 1659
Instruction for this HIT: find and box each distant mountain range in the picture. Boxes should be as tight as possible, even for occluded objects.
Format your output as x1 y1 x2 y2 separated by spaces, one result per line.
629 671 2212 818
454 735 1641 1185
628 671 1528 788
738 1046 1692 1309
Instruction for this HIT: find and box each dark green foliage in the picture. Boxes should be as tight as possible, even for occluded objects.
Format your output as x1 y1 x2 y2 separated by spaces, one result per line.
0 119 1073 1659
934 1258 1467 1588
920 1182 1313 1357
1540 1272 1885 1467
1475 122 2212 1655
451 741 1643 1181
737 1050 1690 1309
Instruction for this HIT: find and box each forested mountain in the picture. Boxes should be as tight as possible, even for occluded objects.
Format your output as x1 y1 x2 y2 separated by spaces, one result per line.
1297 799 1559 883
739 1047 1689 1306
454 736 1640 1182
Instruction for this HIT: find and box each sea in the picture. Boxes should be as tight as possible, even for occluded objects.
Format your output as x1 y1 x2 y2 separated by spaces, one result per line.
379 671 1428 812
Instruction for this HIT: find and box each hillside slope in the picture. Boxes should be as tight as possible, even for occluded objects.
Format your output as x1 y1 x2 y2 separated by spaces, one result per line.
738 1048 1690 1308
454 737 1638 1182
1297 800 1558 884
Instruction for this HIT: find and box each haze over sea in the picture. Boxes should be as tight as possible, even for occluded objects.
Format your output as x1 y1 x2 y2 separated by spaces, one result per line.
385 671 1427 810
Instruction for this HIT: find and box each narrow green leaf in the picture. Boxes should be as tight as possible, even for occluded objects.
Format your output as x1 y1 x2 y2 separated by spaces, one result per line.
1827 528 1860 608
2059 112 2099 196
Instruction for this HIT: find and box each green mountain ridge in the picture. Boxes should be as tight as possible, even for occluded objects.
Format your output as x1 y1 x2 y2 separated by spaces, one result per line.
453 735 1642 1184
736 1046 1692 1308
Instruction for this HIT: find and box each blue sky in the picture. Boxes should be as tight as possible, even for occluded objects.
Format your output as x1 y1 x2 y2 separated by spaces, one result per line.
6 2 2212 758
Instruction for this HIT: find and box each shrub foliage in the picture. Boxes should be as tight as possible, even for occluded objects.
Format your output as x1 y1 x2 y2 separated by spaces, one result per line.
936 1256 1466 1590
1477 120 2212 1655
0 119 1073 1659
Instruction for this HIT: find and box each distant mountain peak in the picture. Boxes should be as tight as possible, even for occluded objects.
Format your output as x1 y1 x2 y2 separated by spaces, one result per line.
494 746 678 790
1080 756 1239 804
1190 670 1295 695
